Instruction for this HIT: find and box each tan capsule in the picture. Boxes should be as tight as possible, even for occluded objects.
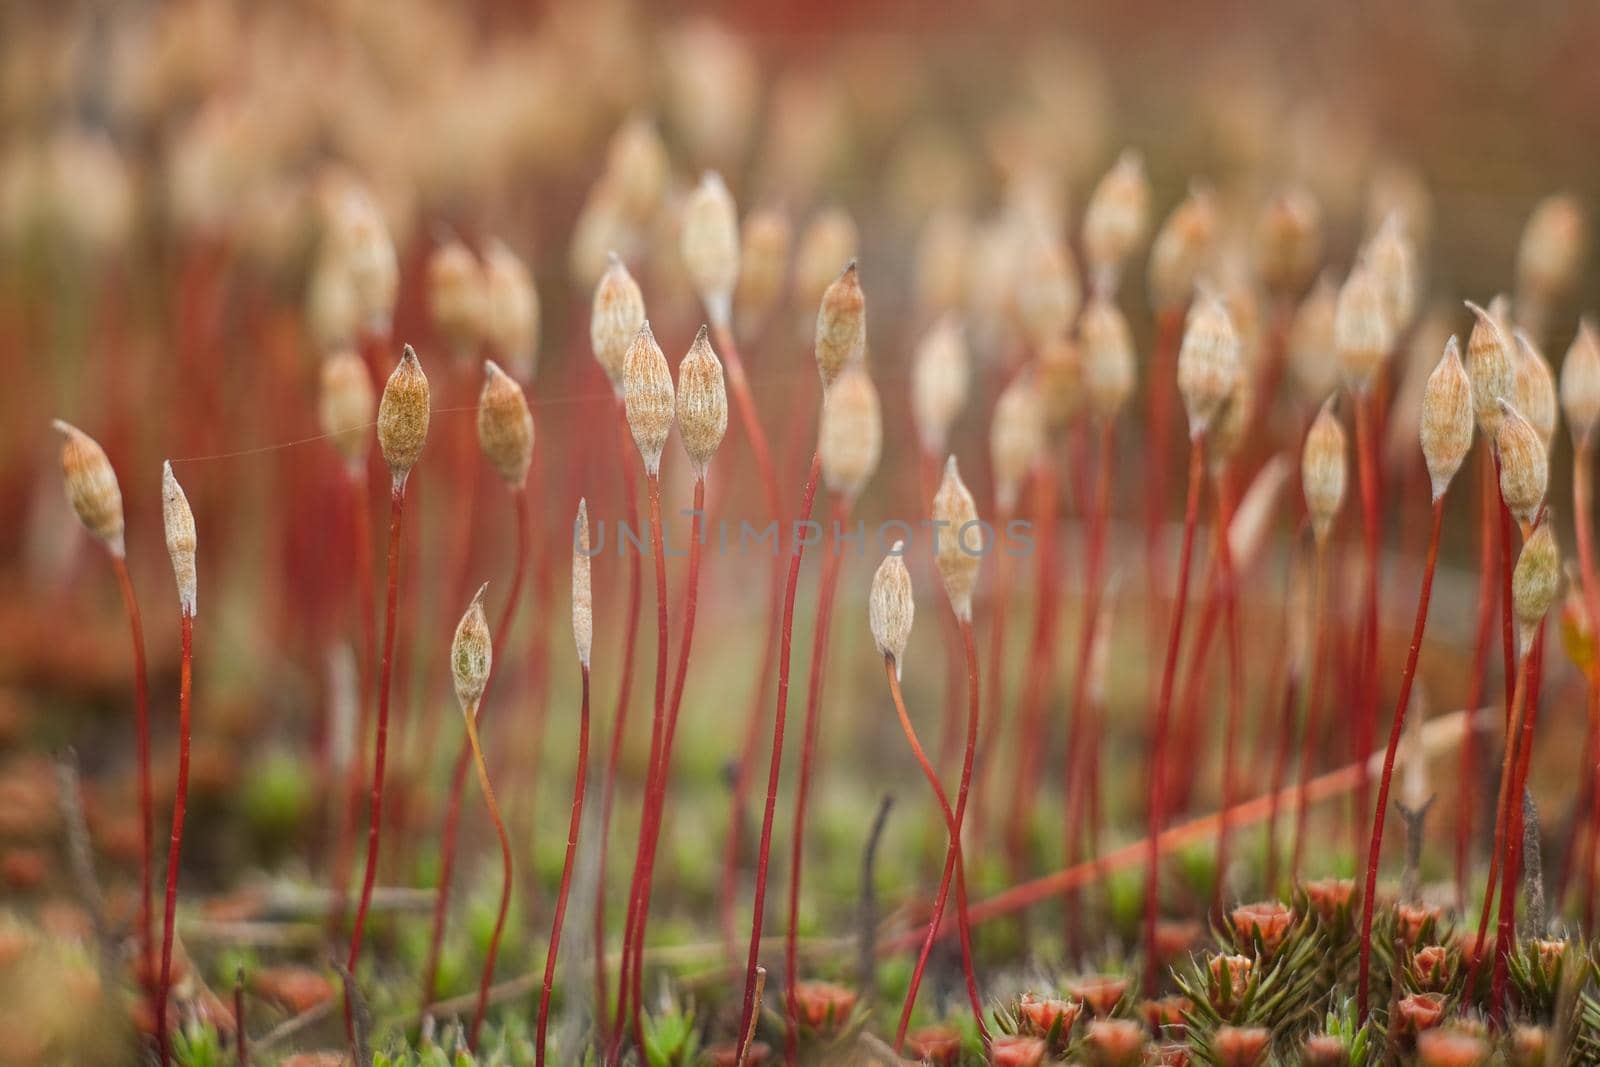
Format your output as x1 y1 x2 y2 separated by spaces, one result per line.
1517 194 1587 308
1562 319 1600 447
481 240 539 380
910 316 969 456
377 345 431 484
427 239 485 355
932 456 983 621
451 583 493 716
1302 398 1347 546
1288 273 1339 406
1512 331 1558 447
1419 336 1474 502
818 364 882 500
161 461 197 617
1176 293 1241 440
341 198 398 333
914 209 971 315
1148 184 1218 312
1366 214 1417 337
605 117 668 222
54 419 125 556
572 499 592 668
1465 300 1516 434
869 543 914 675
306 252 361 354
1334 263 1392 390
734 206 791 337
1036 334 1082 430
1080 297 1136 422
622 321 675 477
681 171 740 328
1082 149 1150 291
794 207 859 311
814 261 865 388
1015 235 1080 349
676 326 728 476
1253 187 1322 298
591 254 646 389
1513 522 1561 653
1494 400 1548 526
476 360 534 489
319 350 375 472
990 370 1043 515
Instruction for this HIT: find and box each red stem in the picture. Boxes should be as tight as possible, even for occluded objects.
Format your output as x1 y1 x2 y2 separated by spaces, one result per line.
155 611 193 1067
331 467 377 940
610 472 672 1060
1352 393 1382 854
1572 442 1600 927
621 477 704 1057
421 488 530 1014
594 408 643 1039
1006 467 1060 877
1144 308 1184 639
537 665 591 1067
109 554 154 1014
783 495 850 1065
899 618 989 1052
713 324 787 961
1357 498 1443 1021
1467 639 1537 998
1493 624 1547 1024
345 479 406 1042
1062 421 1113 930
462 708 512 1051
884 658 990 1053
732 452 822 1066
1143 437 1206 991
1456 450 1501 908
887 710 1473 951
1212 469 1245 915
1290 546 1331 885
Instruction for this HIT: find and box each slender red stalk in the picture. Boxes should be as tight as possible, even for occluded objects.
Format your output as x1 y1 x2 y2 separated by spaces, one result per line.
714 323 787 958
109 554 154 1012
1143 308 1184 633
1467 637 1538 999
1006 466 1060 876
461 705 512 1051
1571 441 1600 927
1351 393 1382 851
1169 565 1225 814
619 478 703 1057
975 501 1013 794
889 706 1482 949
1493 624 1547 1023
331 467 377 939
594 408 643 1037
421 488 530 1014
609 472 671 1061
1211 469 1245 914
537 664 591 1067
235 967 247 1067
1144 438 1206 990
345 479 407 1039
1357 498 1443 1021
155 610 193 1067
883 658 989 1052
1290 545 1331 885
900 617 988 1052
783 496 850 1065
1062 421 1113 928
1456 452 1501 907
732 452 822 1066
